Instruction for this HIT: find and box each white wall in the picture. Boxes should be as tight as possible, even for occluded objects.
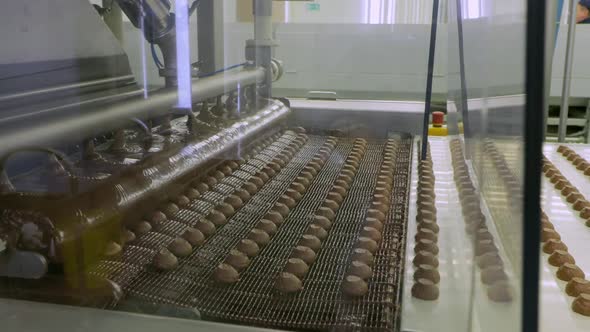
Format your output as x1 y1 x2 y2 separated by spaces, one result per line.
101 0 590 102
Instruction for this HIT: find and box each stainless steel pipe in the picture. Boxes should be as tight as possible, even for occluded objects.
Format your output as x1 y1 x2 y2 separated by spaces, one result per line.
0 68 265 155
0 99 291 268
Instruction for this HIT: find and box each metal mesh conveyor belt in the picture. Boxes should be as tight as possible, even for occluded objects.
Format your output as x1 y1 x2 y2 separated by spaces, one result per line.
90 132 413 331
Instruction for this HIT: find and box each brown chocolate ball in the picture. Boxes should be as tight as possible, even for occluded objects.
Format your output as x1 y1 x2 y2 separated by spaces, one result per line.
204 176 218 187
284 258 309 278
249 176 265 189
194 182 209 194
477 252 503 269
566 278 590 297
213 263 240 284
256 171 270 183
357 237 379 254
366 218 384 232
415 228 437 242
345 261 372 281
331 185 348 198
285 188 303 202
359 227 381 242
104 242 122 258
413 251 439 268
548 250 575 267
290 182 307 195
248 229 271 247
261 166 276 178
351 248 374 266
162 203 179 218
256 219 278 235
278 195 297 209
561 185 577 197
342 275 369 297
186 188 201 200
168 238 193 257
487 281 513 302
335 179 350 190
225 195 244 209
475 240 498 256
418 219 440 234
322 199 340 212
207 210 227 226
242 181 258 195
374 187 391 197
542 239 568 254
567 192 584 204
299 234 322 251
237 239 260 257
182 227 205 247
150 211 167 226
317 206 336 221
411 278 439 301
574 199 590 212
225 249 250 271
153 248 178 271
295 176 311 188
416 209 436 223
215 202 236 218
273 202 290 217
265 211 284 225
476 229 494 241
541 228 561 242
122 229 136 244
291 246 317 265
135 221 152 236
371 201 389 215
481 266 508 285
306 224 328 241
326 192 344 205
572 294 590 316
414 264 440 284
414 239 439 255
557 263 585 281
234 188 251 202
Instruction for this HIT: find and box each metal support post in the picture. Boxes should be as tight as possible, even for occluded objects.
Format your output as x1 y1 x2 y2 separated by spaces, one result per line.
558 0 578 142
420 0 440 161
198 0 225 74
544 0 559 139
455 0 470 159
251 0 274 99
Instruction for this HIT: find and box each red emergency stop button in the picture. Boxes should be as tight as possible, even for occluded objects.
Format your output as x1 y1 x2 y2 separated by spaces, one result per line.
432 112 444 127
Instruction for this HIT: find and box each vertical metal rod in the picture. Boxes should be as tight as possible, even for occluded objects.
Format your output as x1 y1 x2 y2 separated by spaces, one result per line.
455 0 471 159
420 0 440 160
523 0 546 331
198 0 225 73
253 0 273 99
544 0 559 139
558 0 577 142
175 0 192 108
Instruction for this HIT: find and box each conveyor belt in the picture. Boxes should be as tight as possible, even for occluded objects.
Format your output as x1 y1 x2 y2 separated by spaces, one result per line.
86 131 413 331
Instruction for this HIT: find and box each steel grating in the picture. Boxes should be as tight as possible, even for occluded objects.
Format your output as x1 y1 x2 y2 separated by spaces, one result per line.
88 132 412 331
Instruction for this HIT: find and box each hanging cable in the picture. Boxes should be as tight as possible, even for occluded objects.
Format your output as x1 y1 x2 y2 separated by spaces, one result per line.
197 63 248 78
150 43 164 69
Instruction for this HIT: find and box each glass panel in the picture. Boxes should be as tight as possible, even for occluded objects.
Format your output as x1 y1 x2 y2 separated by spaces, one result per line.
447 0 527 331
0 0 538 332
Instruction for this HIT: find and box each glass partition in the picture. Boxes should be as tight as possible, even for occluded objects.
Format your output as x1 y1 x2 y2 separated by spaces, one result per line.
0 0 543 332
